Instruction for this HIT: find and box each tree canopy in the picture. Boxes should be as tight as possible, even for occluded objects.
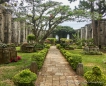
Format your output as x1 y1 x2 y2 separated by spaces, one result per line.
68 0 106 46
52 25 75 39
6 0 74 43
0 0 9 4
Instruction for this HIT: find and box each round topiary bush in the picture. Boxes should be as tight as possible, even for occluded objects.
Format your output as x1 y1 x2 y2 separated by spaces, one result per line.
84 66 106 86
12 69 37 86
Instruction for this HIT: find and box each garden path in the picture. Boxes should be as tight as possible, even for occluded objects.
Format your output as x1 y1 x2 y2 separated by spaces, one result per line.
35 46 85 86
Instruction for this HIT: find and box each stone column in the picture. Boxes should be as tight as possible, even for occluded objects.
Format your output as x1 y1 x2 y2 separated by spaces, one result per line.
85 25 88 40
4 9 12 43
22 22 26 43
55 35 59 41
25 27 28 42
12 20 18 44
0 8 4 42
17 22 21 44
81 27 83 40
67 34 70 39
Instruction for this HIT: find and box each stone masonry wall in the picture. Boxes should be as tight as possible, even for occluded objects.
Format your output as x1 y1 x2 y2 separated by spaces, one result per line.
76 19 106 47
0 5 32 44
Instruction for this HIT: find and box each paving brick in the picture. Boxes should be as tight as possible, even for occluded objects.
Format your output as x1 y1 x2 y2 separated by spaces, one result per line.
35 46 84 86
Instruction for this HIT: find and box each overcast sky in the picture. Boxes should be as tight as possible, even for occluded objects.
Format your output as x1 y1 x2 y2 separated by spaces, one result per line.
50 0 91 29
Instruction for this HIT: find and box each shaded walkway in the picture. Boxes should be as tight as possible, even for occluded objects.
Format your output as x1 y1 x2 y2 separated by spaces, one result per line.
35 46 84 86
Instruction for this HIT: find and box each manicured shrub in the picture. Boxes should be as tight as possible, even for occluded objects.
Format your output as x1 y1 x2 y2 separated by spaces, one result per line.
84 66 106 86
13 69 37 86
34 44 44 50
59 48 82 70
64 51 72 59
68 54 82 70
56 44 62 49
27 34 35 43
44 44 51 49
60 43 67 48
46 38 56 45
83 51 103 55
31 48 48 70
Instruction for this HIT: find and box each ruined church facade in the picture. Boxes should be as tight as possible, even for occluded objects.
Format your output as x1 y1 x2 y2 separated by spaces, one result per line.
0 5 32 45
76 20 106 47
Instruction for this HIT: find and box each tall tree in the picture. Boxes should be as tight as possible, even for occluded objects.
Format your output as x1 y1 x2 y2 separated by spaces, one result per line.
8 0 74 44
52 26 75 41
68 0 106 47
0 0 9 4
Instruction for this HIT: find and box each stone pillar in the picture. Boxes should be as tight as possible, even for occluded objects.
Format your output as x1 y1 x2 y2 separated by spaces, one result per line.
17 22 21 44
4 9 12 43
55 35 59 41
25 27 28 42
85 25 88 40
77 30 79 39
12 20 18 44
0 7 4 42
67 34 70 39
81 27 83 40
76 63 83 76
91 24 93 39
22 22 26 43
20 21 25 43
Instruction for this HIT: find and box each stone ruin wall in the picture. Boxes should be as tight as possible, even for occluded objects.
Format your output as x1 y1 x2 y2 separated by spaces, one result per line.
0 5 32 45
76 20 106 47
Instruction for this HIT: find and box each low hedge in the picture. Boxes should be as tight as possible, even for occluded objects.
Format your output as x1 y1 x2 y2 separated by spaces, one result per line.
59 48 82 70
31 48 48 70
83 51 103 55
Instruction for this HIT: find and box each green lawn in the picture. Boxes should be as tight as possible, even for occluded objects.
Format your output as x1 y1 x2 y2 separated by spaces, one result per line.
69 49 106 74
0 47 37 86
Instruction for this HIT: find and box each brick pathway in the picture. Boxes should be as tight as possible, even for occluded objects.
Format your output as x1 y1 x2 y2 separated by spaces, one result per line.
35 46 84 86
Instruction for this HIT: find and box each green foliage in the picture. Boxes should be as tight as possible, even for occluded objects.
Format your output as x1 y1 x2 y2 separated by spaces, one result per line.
7 43 16 47
44 44 51 49
84 66 106 86
56 44 61 49
0 82 9 86
46 38 56 44
34 44 44 51
52 26 75 40
53 25 74 35
12 69 37 86
59 48 82 70
84 51 103 55
0 43 7 48
27 34 35 42
68 54 82 70
31 48 48 70
0 0 9 4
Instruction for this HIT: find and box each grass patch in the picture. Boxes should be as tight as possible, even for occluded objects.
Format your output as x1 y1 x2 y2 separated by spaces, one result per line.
0 50 37 86
69 49 106 74
16 47 20 51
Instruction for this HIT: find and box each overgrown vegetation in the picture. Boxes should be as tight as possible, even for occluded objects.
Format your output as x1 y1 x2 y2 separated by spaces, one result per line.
13 69 37 86
0 44 50 86
31 48 48 70
84 66 106 86
59 47 82 70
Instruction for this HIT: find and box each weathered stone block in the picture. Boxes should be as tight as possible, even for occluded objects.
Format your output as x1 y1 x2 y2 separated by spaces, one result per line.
76 63 83 76
30 61 38 74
